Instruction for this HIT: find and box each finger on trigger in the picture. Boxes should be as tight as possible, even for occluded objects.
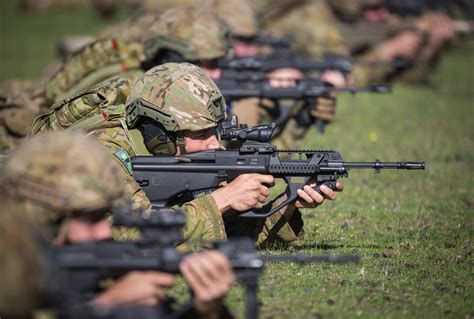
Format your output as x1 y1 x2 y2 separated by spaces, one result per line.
260 185 270 196
297 188 314 204
321 186 337 200
257 174 275 186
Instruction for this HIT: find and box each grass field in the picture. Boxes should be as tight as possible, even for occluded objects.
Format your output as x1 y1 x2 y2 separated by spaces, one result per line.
1 1 473 318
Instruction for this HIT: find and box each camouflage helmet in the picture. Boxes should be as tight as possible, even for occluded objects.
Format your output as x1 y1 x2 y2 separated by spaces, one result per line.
100 8 161 44
1 131 125 217
205 0 259 38
143 7 232 61
126 62 226 132
328 0 385 20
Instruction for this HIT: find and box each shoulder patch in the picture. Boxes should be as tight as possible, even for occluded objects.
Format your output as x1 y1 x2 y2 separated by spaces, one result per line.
114 148 133 175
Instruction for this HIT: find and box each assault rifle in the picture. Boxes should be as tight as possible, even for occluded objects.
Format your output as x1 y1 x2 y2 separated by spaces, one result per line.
215 77 391 133
252 33 292 49
48 209 359 319
387 0 470 17
220 52 409 76
216 78 391 100
132 120 425 218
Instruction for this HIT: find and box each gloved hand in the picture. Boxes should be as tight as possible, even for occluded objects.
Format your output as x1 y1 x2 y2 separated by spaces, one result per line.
309 94 337 122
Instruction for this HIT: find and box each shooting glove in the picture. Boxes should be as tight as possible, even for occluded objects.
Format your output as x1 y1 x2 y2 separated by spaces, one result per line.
310 94 337 122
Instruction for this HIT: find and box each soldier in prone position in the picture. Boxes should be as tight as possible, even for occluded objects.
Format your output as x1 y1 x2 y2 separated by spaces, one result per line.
0 131 235 319
30 63 343 248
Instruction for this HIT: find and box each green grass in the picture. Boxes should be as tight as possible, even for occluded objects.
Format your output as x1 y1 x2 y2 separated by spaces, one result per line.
1 2 472 318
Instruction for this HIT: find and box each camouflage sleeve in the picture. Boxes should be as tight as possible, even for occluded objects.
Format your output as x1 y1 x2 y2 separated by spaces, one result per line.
92 126 227 248
352 47 395 86
394 56 436 84
271 116 309 150
265 1 349 59
122 173 153 211
230 97 273 127
255 179 305 248
176 194 227 251
117 165 227 247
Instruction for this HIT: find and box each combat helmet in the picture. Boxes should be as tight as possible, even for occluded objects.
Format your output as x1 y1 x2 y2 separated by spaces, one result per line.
328 0 385 22
1 131 125 218
125 62 226 155
205 0 259 39
142 7 232 63
0 205 48 318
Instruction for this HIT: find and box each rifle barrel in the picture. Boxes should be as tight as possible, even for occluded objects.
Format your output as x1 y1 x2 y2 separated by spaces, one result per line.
336 161 425 170
261 254 360 264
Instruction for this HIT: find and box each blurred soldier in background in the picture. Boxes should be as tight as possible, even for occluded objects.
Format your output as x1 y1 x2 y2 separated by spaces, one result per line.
0 131 235 318
206 0 342 148
0 6 229 155
45 6 232 103
257 0 456 85
328 0 456 84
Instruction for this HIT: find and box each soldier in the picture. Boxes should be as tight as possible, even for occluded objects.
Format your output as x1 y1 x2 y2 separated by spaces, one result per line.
124 63 343 247
257 0 404 85
206 0 342 148
0 131 235 318
30 63 343 247
327 0 456 84
2 6 231 154
45 6 232 104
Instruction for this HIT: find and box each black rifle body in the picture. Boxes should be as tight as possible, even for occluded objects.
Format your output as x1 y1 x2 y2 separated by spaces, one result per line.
215 77 391 133
132 145 424 218
49 209 359 319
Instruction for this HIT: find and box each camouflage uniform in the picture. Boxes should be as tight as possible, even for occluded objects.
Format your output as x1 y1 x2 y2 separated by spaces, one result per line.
327 0 440 85
0 35 142 154
46 38 145 104
30 64 228 244
206 0 274 131
100 8 162 44
212 0 335 149
45 6 232 106
0 79 49 154
31 63 303 247
126 63 304 247
0 131 126 317
0 200 48 318
205 0 259 39
258 0 395 86
262 0 349 58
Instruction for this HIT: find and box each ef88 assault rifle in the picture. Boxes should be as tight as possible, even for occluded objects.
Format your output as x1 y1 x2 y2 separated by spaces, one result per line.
215 77 391 133
48 208 359 319
132 121 425 218
220 51 409 76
